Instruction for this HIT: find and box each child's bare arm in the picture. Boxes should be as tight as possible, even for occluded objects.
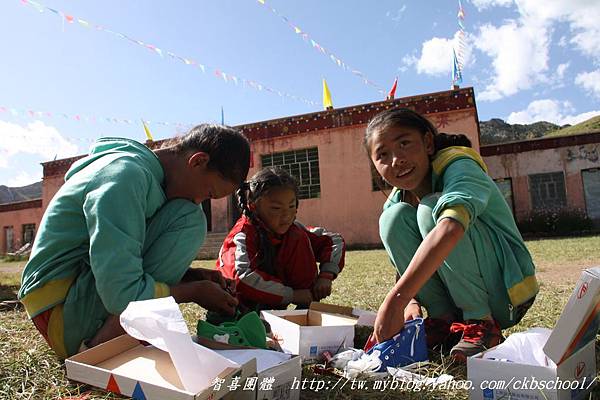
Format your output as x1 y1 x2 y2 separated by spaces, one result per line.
374 218 464 342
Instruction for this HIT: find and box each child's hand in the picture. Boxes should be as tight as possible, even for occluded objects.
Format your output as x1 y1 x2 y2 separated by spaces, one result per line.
373 296 406 343
192 268 228 289
172 281 238 315
311 278 332 301
404 301 422 321
292 289 313 306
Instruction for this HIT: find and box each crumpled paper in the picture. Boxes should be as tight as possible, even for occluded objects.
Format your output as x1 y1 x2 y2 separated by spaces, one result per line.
120 297 240 393
483 327 555 367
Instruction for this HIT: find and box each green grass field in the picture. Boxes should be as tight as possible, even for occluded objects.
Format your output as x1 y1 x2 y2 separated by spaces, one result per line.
1 235 599 399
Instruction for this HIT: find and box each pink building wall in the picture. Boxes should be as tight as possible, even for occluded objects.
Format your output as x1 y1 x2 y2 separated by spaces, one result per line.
0 200 43 254
483 135 600 220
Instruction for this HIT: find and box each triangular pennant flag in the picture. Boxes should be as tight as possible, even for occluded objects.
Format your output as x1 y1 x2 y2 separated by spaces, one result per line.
132 382 147 400
142 119 154 141
387 77 398 100
452 49 463 85
322 78 333 110
106 374 121 394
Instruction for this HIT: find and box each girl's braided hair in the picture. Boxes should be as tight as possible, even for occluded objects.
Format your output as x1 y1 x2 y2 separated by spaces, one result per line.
236 167 299 276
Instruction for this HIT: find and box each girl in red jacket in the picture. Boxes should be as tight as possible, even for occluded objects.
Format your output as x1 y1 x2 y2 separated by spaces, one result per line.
216 167 345 313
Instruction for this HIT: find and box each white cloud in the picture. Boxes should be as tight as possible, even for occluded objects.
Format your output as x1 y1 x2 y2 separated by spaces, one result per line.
7 171 41 187
470 0 513 11
471 0 600 101
475 20 550 101
506 99 599 125
556 63 569 79
0 120 79 167
413 32 472 76
575 70 600 98
516 0 600 62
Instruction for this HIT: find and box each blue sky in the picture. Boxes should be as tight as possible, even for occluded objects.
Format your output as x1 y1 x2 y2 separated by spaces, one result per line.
1 0 599 187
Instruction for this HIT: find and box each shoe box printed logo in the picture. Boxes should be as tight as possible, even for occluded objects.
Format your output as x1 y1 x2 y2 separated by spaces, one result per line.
577 281 588 299
575 361 586 379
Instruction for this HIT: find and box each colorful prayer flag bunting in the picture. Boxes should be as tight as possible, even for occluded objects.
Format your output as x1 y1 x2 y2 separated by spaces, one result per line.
254 0 384 95
17 0 318 107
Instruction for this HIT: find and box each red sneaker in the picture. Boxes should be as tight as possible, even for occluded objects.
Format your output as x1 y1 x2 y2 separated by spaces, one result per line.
424 318 462 351
449 319 504 363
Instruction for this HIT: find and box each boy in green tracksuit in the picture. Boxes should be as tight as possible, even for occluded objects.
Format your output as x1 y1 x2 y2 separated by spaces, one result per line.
366 108 538 361
19 124 250 359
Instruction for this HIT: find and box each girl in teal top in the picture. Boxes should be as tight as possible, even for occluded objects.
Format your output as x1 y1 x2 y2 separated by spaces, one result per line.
366 108 538 362
19 124 250 358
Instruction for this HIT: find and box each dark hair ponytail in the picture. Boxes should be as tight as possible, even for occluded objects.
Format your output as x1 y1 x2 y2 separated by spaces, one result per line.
434 132 472 151
237 167 299 276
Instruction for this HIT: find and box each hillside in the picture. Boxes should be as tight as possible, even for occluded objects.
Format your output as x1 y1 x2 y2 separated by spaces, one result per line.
0 181 42 204
480 114 600 145
545 115 600 137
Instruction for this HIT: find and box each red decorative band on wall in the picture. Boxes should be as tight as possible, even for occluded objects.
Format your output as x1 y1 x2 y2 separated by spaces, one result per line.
481 132 600 156
0 199 42 212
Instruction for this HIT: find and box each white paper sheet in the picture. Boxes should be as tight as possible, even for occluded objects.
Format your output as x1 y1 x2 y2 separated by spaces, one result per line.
214 349 291 373
483 327 555 367
120 297 240 393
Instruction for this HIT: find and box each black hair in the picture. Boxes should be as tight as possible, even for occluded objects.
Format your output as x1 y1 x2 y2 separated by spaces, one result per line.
236 167 299 276
364 108 471 154
167 124 251 184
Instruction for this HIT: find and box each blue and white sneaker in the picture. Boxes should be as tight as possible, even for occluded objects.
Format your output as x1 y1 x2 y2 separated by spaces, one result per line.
367 317 428 372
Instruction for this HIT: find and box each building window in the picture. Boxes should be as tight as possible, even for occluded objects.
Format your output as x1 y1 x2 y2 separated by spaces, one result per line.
261 148 321 199
529 172 567 210
4 226 14 254
494 178 514 213
582 168 600 220
22 223 36 245
370 163 393 192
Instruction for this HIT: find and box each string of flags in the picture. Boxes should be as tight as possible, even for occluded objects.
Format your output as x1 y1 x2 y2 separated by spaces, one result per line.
453 0 466 85
255 0 385 95
0 105 192 129
17 0 319 107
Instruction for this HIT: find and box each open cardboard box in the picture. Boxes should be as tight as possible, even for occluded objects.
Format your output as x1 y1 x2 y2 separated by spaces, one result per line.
261 302 372 361
66 334 256 400
468 267 600 400
214 349 302 400
257 354 301 400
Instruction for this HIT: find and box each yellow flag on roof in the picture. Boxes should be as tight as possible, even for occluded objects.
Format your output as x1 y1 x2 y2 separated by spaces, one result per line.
322 78 333 110
142 119 154 141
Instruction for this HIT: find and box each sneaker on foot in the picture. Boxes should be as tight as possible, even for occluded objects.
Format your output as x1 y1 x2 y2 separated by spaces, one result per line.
424 317 462 351
449 319 504 363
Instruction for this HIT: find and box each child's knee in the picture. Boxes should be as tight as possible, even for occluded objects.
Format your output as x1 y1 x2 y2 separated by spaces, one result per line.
416 193 441 237
379 202 415 245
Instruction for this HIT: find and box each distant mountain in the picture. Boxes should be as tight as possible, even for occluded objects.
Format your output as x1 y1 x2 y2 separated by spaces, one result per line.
545 115 600 137
480 115 600 145
0 181 42 204
480 119 563 145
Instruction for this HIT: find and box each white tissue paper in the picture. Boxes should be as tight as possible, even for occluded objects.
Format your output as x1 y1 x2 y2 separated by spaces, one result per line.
215 349 292 373
120 297 240 393
483 327 555 368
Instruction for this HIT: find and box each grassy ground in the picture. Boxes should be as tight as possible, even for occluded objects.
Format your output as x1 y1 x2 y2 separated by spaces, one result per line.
1 235 600 399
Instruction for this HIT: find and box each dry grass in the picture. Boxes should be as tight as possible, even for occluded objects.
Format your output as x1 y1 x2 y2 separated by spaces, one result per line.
1 236 599 399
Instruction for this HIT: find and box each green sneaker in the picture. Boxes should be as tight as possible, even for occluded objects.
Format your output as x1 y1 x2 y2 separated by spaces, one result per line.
197 311 267 348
